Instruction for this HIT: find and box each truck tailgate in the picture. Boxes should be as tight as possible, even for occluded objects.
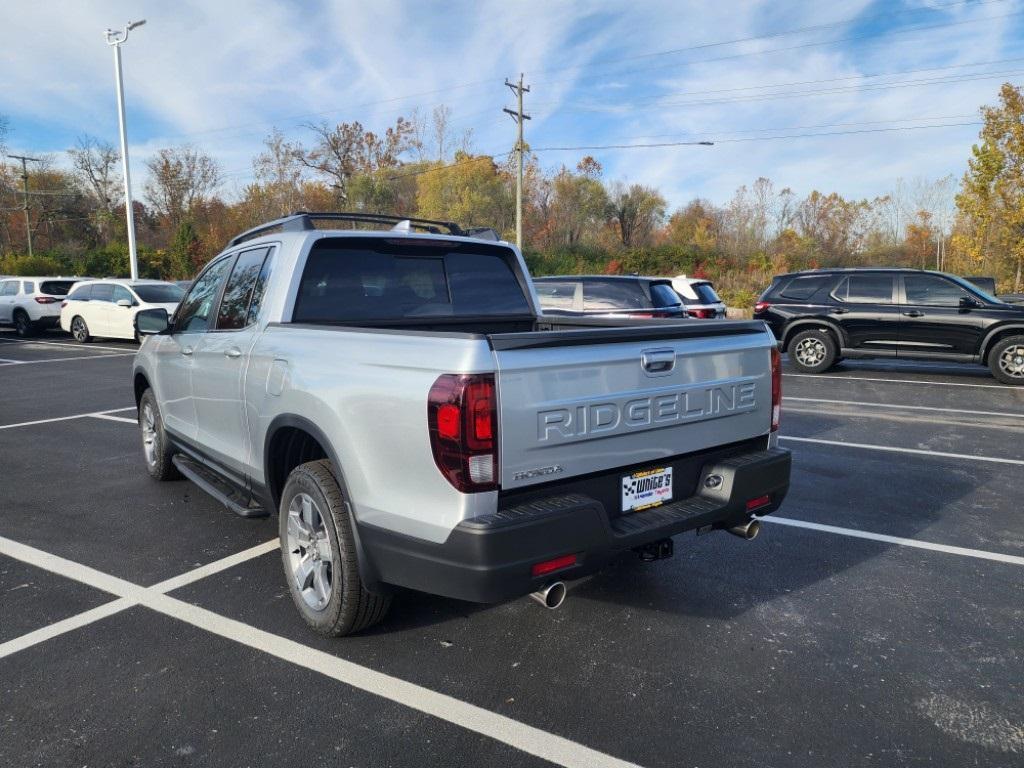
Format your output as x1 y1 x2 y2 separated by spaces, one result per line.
490 323 775 491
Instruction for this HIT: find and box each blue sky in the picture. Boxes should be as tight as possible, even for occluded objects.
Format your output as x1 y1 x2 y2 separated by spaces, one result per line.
3 0 1023 208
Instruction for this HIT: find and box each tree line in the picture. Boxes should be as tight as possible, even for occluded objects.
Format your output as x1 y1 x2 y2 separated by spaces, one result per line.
3 87 1024 306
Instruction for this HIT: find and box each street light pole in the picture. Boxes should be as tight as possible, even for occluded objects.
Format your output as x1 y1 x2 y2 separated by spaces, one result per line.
105 20 145 280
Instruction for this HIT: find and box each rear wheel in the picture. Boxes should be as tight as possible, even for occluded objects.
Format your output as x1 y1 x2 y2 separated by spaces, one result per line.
13 310 33 338
138 389 181 480
71 316 92 343
787 328 838 373
989 335 1024 386
279 459 391 636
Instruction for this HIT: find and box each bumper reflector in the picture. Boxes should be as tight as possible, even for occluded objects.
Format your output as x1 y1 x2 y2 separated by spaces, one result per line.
746 494 771 512
531 554 577 577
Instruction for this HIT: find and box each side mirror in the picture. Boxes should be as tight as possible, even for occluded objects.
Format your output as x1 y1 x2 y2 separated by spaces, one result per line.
959 296 980 309
135 307 170 336
116 298 133 308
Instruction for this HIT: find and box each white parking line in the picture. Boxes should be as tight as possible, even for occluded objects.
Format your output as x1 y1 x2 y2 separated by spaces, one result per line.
784 373 1013 390
0 539 280 661
780 435 1024 465
0 352 135 366
787 397 1024 420
762 517 1024 566
0 336 134 354
0 407 135 431
0 534 642 768
89 413 138 424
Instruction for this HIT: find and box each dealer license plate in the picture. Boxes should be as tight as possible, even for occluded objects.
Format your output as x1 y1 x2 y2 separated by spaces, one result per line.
621 467 673 513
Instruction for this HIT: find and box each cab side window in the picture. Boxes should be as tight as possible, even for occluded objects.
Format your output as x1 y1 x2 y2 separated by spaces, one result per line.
174 256 236 333
904 275 970 307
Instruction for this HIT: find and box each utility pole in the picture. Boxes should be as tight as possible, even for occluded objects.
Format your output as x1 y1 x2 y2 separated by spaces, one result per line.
8 154 41 257
503 74 530 249
105 19 146 280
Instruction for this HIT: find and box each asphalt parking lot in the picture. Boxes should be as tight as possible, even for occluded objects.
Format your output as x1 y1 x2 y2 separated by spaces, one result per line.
1 328 1022 768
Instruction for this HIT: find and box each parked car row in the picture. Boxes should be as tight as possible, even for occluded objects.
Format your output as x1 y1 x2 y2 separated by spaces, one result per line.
533 273 725 319
0 276 184 341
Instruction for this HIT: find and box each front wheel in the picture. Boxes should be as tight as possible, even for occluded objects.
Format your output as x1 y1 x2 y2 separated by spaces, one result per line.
138 389 181 480
989 335 1024 386
787 328 838 373
279 460 391 636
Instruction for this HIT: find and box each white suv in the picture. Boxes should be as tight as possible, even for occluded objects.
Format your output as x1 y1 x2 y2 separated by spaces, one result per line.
0 277 81 337
61 279 184 343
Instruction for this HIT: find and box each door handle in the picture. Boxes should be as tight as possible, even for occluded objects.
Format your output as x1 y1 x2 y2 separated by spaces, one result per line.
224 347 242 359
181 346 194 356
902 311 924 318
829 308 848 314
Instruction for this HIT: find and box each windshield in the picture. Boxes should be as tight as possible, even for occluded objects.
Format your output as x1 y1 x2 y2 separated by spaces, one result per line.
133 284 185 304
947 274 1001 304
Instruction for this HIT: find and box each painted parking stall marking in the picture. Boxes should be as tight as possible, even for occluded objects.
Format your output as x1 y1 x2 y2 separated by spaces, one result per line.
0 407 135 431
780 435 1024 465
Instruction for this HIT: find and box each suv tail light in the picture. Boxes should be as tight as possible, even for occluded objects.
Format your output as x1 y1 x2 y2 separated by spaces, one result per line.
34 296 57 304
688 308 714 319
770 347 781 432
754 301 771 313
428 373 499 492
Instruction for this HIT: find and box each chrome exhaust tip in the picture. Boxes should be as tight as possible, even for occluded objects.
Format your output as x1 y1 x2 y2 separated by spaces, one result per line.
727 519 761 541
530 581 566 610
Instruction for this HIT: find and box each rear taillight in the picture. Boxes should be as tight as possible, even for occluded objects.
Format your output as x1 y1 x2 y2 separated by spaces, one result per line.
428 373 498 492
34 296 57 304
688 308 714 319
770 347 781 432
754 301 771 313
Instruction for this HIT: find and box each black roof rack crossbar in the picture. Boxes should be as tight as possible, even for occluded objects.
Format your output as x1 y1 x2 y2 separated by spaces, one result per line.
228 212 468 246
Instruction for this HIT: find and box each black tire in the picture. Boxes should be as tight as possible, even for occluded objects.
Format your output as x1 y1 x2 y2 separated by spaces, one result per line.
787 328 838 373
13 310 34 338
988 335 1024 386
279 460 391 636
138 389 182 481
71 316 92 343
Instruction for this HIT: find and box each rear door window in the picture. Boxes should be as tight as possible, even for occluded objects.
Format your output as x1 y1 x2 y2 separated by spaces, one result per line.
836 274 894 304
23 281 35 294
216 247 271 330
778 275 832 301
112 285 134 305
293 239 530 323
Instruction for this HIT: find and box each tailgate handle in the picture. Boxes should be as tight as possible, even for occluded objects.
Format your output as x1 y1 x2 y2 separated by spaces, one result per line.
642 348 676 374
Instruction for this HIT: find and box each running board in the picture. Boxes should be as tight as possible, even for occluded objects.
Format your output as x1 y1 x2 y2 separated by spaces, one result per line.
171 454 268 518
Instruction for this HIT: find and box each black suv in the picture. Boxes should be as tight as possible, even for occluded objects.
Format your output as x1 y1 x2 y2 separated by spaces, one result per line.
754 268 1024 385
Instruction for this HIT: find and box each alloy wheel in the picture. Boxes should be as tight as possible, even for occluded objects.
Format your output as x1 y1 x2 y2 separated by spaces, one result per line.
285 492 334 611
72 318 87 342
141 403 158 467
999 345 1024 379
794 337 827 367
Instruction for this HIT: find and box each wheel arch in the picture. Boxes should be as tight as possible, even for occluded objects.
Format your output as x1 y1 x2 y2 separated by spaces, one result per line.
781 319 846 350
133 371 151 408
979 324 1024 363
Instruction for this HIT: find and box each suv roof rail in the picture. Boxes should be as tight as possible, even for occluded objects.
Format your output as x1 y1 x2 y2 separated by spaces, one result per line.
228 211 473 246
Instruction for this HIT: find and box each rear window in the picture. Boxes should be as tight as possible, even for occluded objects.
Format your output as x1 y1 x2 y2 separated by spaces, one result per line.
133 284 185 304
581 280 649 311
689 282 720 304
292 239 531 323
39 280 75 296
650 283 683 308
535 281 578 311
777 275 833 301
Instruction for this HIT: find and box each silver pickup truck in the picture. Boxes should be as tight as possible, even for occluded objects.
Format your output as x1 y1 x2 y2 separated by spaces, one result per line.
132 212 791 636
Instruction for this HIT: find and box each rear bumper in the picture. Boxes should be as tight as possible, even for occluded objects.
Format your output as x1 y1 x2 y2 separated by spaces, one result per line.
359 446 791 603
